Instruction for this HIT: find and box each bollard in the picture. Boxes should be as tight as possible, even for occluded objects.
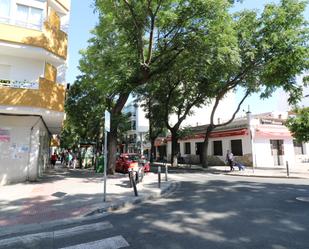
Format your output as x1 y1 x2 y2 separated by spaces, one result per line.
129 170 138 196
158 166 161 188
165 163 168 181
286 161 290 177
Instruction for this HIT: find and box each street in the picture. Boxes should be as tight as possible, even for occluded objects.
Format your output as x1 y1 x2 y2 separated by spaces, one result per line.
1 173 309 249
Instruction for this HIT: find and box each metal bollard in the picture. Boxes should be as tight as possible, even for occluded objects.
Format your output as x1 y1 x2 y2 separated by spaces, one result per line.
158 166 161 188
129 170 138 196
286 161 290 177
165 163 168 181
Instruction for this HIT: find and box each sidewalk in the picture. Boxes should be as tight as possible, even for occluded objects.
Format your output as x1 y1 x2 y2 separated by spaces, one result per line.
165 162 309 179
0 164 173 231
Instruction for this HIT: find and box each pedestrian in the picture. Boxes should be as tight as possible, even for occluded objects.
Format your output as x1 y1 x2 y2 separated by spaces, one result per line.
72 153 77 169
68 151 73 168
50 152 58 168
60 151 65 165
226 150 234 171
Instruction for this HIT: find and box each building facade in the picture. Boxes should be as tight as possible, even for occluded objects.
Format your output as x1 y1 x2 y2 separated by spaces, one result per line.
122 101 150 155
0 0 70 185
156 112 309 167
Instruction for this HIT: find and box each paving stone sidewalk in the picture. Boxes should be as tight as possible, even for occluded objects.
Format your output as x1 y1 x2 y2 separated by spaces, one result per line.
0 164 172 230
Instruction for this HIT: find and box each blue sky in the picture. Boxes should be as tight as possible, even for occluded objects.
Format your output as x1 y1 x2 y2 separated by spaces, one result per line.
67 0 309 114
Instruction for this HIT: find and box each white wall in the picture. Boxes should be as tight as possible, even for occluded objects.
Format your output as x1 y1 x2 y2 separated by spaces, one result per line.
136 103 149 133
254 138 295 167
0 115 49 185
169 92 236 128
167 134 251 163
0 54 44 82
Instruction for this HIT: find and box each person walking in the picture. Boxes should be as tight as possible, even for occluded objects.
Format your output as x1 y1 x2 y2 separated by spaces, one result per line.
226 150 234 171
50 152 58 169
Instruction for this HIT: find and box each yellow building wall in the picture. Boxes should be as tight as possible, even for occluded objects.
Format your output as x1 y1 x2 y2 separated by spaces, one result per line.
0 78 65 112
44 63 57 82
48 10 61 30
0 21 67 59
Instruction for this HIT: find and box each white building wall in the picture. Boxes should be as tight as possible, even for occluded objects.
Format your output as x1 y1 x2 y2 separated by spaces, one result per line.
136 103 148 133
254 138 274 167
170 92 236 127
0 116 49 185
0 54 44 82
283 138 296 167
254 138 295 167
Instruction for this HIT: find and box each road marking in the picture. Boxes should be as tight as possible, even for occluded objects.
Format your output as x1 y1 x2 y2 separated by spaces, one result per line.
59 235 130 249
0 221 113 247
54 221 113 238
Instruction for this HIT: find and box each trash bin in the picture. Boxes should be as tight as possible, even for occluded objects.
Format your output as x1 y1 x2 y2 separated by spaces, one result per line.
95 155 104 173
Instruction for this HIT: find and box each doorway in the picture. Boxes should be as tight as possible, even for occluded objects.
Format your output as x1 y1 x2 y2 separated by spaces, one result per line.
270 140 284 166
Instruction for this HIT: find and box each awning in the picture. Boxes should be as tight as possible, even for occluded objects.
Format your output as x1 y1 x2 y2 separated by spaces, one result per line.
255 127 292 139
209 128 248 138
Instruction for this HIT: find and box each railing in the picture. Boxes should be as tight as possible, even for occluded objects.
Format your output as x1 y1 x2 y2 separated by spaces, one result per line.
0 79 39 90
0 15 43 31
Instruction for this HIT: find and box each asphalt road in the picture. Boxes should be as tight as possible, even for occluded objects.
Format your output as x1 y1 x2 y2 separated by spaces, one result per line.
2 173 309 249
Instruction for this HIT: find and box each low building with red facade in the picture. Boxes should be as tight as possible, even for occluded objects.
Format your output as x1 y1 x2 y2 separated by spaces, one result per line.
155 112 309 167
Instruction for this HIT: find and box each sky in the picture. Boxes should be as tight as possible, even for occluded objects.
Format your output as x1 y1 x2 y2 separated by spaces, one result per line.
67 0 309 114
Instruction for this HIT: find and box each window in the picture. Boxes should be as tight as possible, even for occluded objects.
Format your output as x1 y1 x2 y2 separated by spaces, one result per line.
231 139 243 156
132 120 136 130
184 142 191 154
195 142 203 155
0 64 11 80
0 0 10 23
213 140 223 156
16 4 43 30
293 140 304 155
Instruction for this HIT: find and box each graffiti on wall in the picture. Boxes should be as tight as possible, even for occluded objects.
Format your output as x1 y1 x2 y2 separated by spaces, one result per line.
0 129 10 142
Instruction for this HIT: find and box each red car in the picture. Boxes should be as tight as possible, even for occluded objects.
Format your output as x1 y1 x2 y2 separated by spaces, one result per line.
116 153 150 173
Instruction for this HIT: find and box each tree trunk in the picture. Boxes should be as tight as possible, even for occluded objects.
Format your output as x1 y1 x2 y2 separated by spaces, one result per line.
107 129 117 174
202 126 213 168
150 137 156 163
170 130 179 167
202 137 210 168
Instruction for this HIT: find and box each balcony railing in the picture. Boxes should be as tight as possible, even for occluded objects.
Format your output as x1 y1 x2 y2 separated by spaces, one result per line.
0 79 39 90
0 15 43 31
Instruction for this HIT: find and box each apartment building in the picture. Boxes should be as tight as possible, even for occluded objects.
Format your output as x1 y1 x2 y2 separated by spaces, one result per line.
0 0 70 185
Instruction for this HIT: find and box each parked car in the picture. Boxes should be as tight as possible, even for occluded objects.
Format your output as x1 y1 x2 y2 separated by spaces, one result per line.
116 153 150 174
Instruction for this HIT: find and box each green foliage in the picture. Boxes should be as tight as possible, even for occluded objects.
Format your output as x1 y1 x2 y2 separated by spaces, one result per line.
286 107 309 142
62 76 105 148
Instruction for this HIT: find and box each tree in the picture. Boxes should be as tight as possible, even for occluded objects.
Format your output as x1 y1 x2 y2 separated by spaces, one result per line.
63 76 106 151
200 0 309 167
81 0 238 173
286 107 309 143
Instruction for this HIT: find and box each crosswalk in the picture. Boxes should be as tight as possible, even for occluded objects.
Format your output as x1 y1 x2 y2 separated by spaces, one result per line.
0 220 130 249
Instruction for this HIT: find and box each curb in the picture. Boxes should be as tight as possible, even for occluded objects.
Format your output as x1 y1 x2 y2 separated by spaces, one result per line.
0 180 176 239
207 171 305 179
86 180 176 216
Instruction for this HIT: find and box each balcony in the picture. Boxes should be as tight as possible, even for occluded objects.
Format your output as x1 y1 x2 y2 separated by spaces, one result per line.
0 20 68 59
0 77 65 113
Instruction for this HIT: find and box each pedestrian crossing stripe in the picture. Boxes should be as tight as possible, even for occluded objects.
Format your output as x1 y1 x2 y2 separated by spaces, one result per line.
59 235 129 249
0 221 113 247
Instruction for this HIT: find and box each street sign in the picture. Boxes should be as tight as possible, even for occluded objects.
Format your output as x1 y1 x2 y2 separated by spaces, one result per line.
104 110 110 132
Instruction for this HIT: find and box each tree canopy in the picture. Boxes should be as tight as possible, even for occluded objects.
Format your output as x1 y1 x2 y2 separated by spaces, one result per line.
286 107 309 143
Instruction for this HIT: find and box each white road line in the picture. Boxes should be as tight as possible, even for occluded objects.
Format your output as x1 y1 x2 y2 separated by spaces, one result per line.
0 221 113 247
59 235 130 249
0 231 53 247
54 221 113 238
